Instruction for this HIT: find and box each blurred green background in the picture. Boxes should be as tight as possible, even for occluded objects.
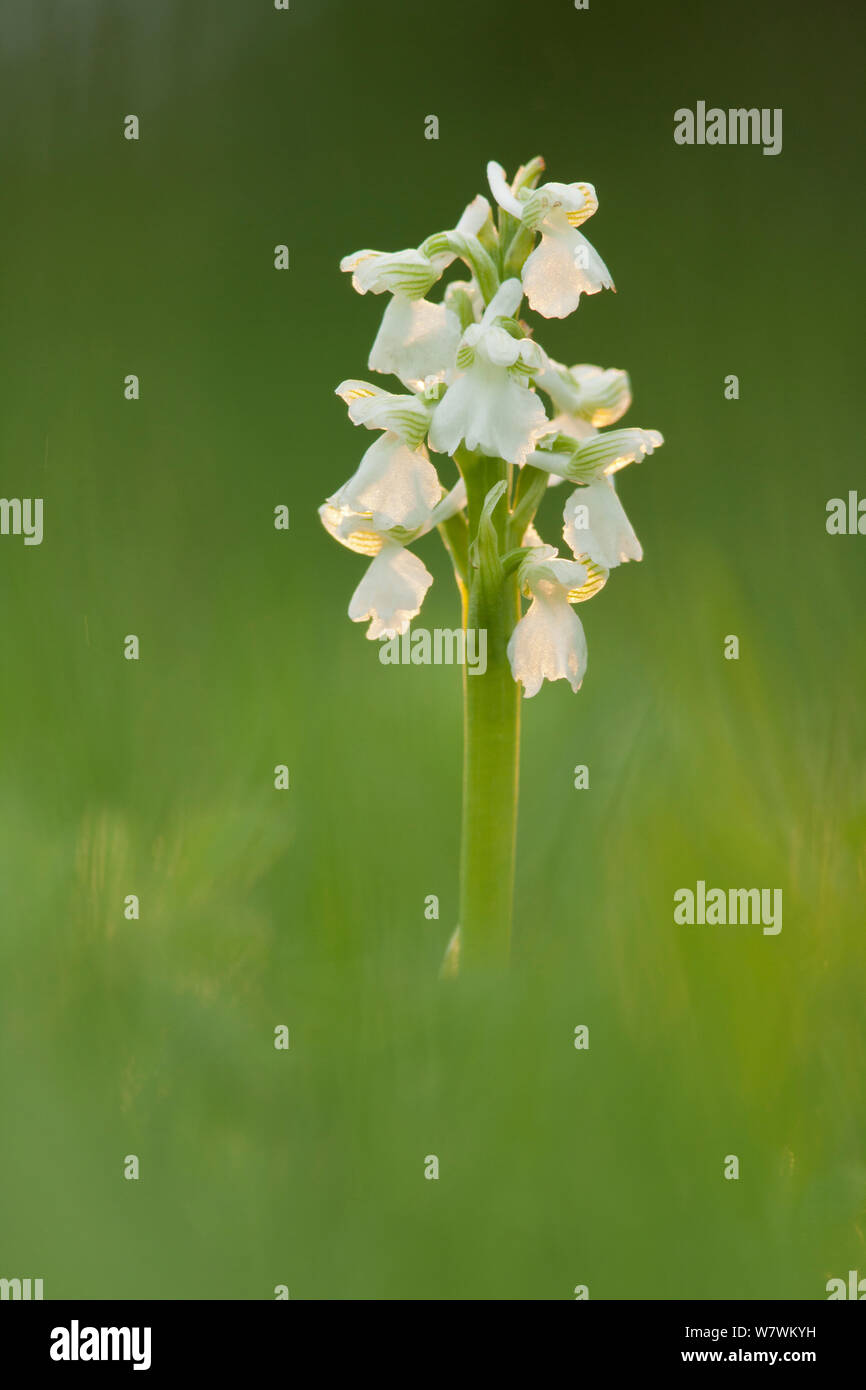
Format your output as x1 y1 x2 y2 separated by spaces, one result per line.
0 0 863 1299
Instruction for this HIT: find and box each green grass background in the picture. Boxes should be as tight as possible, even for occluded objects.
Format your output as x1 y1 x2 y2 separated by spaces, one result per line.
0 0 863 1298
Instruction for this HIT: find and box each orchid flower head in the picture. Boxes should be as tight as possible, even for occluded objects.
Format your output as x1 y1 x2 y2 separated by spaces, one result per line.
323 158 661 701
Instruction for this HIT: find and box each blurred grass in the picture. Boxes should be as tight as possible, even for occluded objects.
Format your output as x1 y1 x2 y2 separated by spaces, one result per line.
0 0 863 1298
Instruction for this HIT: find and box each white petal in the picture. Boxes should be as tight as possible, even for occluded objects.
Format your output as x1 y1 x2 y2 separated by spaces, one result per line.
536 359 581 413
483 325 523 367
327 434 441 534
455 194 492 239
517 338 546 372
567 365 632 425
318 503 384 557
519 547 607 604
539 361 632 425
563 477 643 567
429 477 468 525
507 595 587 697
428 361 547 465
524 541 558 564
522 223 614 319
529 556 591 593
481 277 524 325
550 412 597 443
321 474 463 552
340 248 437 298
461 323 483 352
368 295 461 390
336 380 431 447
486 161 524 219
348 544 433 639
336 378 388 405
427 375 473 457
572 427 664 476
539 180 598 228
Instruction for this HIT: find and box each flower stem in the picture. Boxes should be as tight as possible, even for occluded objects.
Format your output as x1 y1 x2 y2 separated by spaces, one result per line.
457 453 521 970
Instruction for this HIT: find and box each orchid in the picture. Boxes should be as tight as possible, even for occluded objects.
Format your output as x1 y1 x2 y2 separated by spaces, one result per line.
487 161 614 318
326 379 439 532
321 467 466 640
341 196 492 390
537 359 633 427
527 369 663 568
508 548 608 697
321 157 663 971
428 279 548 465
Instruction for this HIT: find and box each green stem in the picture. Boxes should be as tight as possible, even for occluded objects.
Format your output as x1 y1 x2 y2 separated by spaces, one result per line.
509 463 550 545
437 511 469 587
457 453 521 970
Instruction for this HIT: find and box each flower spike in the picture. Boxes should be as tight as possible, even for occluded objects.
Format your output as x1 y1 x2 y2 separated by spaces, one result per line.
321 159 662 969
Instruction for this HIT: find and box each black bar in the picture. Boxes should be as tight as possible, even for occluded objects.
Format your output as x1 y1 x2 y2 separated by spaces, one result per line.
2 1299 861 1374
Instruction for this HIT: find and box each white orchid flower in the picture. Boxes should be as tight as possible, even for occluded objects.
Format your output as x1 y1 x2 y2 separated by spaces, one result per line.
335 379 432 447
368 296 462 392
340 246 440 299
538 360 632 426
521 216 613 321
507 547 607 698
341 196 491 296
528 414 662 566
428 279 548 465
320 480 466 639
487 161 614 319
341 197 492 391
326 434 442 535
367 270 490 391
528 399 662 567
330 379 441 532
530 422 664 480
